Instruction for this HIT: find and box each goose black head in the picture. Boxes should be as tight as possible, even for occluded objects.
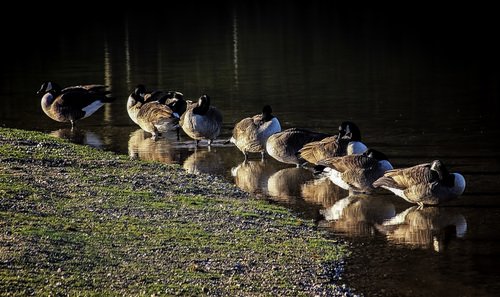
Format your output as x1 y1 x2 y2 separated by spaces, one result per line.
364 148 389 161
338 121 362 141
37 81 61 95
134 84 147 97
193 94 211 115
262 105 274 121
430 160 450 180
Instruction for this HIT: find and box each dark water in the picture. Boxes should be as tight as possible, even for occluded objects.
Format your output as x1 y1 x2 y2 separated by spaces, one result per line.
2 2 500 296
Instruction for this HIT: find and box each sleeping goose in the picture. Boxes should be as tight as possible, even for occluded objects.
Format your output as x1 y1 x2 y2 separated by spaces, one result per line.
372 160 466 207
127 84 179 140
299 121 368 165
266 128 331 166
38 81 114 127
315 148 393 194
179 94 223 147
230 105 281 160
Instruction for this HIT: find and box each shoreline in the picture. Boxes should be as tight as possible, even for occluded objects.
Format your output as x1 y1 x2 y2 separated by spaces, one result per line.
0 127 358 296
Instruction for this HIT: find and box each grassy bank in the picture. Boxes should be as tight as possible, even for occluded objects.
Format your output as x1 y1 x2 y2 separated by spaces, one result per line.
0 128 354 296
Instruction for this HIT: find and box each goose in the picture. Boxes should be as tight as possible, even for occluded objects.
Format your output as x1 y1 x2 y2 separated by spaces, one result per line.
230 105 281 160
265 128 331 166
315 148 393 194
299 121 368 165
38 81 114 127
127 85 179 140
373 160 466 207
179 94 223 147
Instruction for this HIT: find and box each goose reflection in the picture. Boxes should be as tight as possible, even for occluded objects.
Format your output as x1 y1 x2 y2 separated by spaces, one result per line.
300 177 347 208
183 149 224 175
128 129 185 164
318 194 396 236
267 167 314 201
375 206 467 252
50 128 103 148
231 160 276 195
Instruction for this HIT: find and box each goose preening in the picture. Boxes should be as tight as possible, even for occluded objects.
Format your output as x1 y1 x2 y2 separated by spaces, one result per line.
266 128 331 166
315 148 393 194
127 85 180 140
373 160 466 207
38 81 114 127
230 105 281 160
179 94 223 147
299 121 368 165
375 206 467 252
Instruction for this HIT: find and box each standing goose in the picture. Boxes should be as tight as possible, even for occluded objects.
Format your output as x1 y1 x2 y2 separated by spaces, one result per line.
127 84 179 140
179 94 223 147
299 121 368 165
38 81 114 127
266 128 331 166
230 105 281 160
373 160 466 207
315 149 393 194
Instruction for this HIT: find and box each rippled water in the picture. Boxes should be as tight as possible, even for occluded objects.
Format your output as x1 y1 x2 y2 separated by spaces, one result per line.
2 3 500 296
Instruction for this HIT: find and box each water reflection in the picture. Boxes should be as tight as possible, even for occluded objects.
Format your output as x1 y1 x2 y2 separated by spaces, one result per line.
128 129 186 164
267 167 315 200
376 206 467 252
231 160 276 195
183 149 224 175
319 194 396 236
50 128 104 149
300 177 346 208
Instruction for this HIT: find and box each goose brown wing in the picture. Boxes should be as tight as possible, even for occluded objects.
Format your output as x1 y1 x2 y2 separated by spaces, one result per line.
319 154 377 173
382 163 435 188
233 117 257 139
137 102 176 125
299 135 344 164
59 90 104 110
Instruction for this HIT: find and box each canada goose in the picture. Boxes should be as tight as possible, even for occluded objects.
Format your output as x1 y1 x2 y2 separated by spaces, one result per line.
299 121 368 165
373 160 466 207
127 85 179 140
315 148 393 194
375 206 467 252
266 128 331 166
179 94 223 147
38 81 114 127
230 105 281 160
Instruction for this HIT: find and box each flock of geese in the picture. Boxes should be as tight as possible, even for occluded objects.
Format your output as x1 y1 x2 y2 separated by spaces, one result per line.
38 82 466 209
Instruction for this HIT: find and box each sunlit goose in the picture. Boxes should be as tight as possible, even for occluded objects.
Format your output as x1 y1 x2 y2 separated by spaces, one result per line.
179 94 223 147
38 81 114 127
266 128 331 166
127 85 179 140
315 148 393 194
230 105 281 160
373 160 466 207
299 121 368 165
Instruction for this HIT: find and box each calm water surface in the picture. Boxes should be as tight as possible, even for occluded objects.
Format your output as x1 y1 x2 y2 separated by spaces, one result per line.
2 3 500 296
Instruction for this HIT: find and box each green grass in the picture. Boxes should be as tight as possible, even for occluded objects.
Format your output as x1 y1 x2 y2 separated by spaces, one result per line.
0 127 351 295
